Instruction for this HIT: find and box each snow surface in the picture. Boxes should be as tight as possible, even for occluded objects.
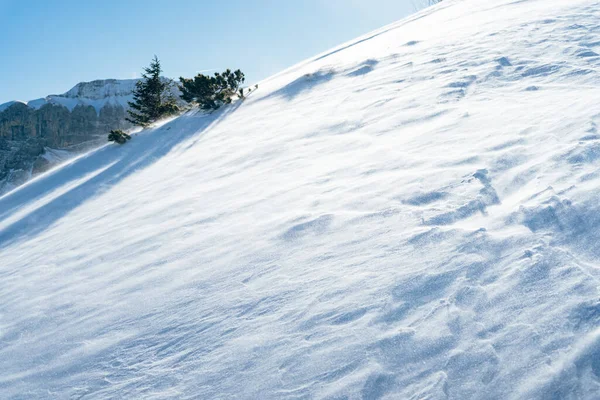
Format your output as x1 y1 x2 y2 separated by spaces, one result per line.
2 0 600 398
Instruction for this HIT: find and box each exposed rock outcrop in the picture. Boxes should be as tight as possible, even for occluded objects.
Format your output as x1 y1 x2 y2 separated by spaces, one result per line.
0 79 138 195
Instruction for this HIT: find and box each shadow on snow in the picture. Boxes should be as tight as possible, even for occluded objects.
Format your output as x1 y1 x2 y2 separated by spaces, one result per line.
0 103 241 250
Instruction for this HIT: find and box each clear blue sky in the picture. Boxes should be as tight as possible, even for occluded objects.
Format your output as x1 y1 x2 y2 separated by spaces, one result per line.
0 0 419 104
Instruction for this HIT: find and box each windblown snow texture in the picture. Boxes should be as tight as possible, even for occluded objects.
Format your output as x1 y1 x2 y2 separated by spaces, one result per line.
2 0 600 398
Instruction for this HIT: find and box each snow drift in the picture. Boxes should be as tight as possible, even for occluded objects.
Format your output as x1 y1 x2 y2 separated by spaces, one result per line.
2 0 600 398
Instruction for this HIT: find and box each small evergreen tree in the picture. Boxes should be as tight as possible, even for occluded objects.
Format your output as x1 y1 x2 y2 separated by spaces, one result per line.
108 129 132 144
127 56 179 127
179 69 245 110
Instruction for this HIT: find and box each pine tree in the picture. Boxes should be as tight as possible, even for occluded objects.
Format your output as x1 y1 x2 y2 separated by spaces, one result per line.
179 69 245 110
108 129 132 144
127 56 179 127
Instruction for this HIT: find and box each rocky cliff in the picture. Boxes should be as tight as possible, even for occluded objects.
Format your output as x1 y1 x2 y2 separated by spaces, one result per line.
0 79 138 194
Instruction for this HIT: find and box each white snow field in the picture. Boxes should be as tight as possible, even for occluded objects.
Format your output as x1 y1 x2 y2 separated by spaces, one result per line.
2 0 600 398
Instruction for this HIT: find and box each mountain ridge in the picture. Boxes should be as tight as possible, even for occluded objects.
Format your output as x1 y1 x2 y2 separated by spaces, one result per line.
0 78 139 113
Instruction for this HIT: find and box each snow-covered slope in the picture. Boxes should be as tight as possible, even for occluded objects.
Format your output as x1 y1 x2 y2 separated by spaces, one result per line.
2 0 600 398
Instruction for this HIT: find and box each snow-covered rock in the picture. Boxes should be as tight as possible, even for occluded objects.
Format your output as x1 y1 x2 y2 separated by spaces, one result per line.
14 78 138 113
63 79 139 99
0 100 26 113
2 0 600 399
